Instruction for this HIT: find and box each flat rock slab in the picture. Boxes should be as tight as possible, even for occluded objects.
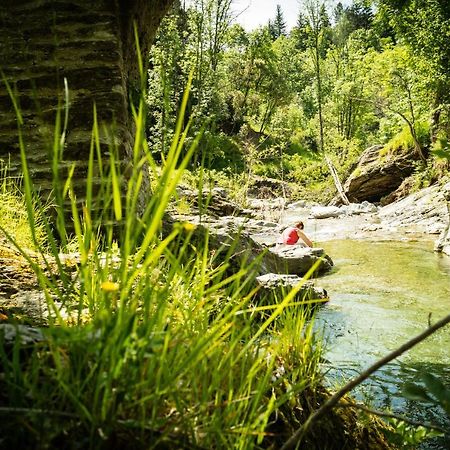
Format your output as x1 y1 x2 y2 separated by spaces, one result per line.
178 215 334 276
265 245 333 276
0 323 45 345
255 273 328 306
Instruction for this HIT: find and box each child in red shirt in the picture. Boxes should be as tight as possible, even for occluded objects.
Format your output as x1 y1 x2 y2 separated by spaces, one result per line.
281 221 313 247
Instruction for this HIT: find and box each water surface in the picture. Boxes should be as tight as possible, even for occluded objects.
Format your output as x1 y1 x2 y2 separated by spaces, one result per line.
314 239 450 447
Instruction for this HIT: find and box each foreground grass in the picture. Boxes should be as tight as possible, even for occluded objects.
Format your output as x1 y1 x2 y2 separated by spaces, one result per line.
0 65 406 448
0 76 330 449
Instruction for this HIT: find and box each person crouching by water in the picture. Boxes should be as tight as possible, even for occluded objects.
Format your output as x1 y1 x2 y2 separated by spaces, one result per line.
281 221 313 247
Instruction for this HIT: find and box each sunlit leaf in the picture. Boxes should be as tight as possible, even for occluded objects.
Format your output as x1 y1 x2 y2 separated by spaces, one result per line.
432 148 450 160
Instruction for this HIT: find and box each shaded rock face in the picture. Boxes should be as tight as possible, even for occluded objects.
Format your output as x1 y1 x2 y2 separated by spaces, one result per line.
342 145 419 205
379 176 416 206
0 0 173 211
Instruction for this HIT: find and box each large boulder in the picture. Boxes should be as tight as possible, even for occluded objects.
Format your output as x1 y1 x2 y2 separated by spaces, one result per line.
434 182 450 256
341 145 419 204
183 216 333 276
265 245 333 276
255 274 328 306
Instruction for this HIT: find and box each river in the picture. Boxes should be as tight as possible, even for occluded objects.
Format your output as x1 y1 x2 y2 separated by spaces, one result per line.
314 238 450 448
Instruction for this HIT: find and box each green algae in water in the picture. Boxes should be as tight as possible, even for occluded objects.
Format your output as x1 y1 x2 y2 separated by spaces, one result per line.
317 239 450 366
315 239 450 448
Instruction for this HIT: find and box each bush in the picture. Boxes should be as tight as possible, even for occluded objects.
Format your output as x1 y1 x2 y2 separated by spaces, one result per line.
381 121 430 156
200 131 245 172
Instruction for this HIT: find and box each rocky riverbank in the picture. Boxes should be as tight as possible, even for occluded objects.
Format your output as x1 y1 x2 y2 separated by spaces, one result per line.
2 180 450 326
242 181 450 249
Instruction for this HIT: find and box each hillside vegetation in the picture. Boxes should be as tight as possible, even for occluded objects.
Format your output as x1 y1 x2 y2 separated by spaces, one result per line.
147 0 450 201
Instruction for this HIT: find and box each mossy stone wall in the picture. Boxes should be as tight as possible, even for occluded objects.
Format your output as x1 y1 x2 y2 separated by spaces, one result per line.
0 0 172 209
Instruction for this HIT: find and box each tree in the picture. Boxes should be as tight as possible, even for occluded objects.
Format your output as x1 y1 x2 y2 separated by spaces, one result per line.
333 1 373 44
375 0 450 142
345 1 373 32
333 1 344 23
223 27 296 134
291 12 310 51
147 0 237 166
188 0 233 113
302 0 349 204
326 34 372 142
269 4 287 40
327 1 377 144
365 45 429 161
147 4 189 156
223 27 273 128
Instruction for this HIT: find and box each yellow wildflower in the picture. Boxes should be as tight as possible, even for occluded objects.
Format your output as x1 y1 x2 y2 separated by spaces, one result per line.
101 281 120 292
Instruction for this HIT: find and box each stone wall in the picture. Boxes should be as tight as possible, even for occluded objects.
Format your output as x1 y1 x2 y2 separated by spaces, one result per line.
0 0 172 210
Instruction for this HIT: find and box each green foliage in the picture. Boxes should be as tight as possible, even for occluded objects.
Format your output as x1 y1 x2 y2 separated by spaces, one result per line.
199 130 244 171
376 0 450 140
0 164 46 250
409 158 441 191
432 136 450 160
383 371 450 448
403 372 450 418
146 0 450 202
384 419 444 449
381 122 430 156
147 0 233 157
376 0 450 92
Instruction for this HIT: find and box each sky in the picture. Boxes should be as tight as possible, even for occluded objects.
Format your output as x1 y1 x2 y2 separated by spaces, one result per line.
232 0 300 31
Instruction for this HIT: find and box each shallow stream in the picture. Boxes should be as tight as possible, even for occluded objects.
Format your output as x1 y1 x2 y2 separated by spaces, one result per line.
315 239 450 448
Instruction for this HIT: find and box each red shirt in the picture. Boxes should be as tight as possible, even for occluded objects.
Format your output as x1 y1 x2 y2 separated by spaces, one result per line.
282 227 299 244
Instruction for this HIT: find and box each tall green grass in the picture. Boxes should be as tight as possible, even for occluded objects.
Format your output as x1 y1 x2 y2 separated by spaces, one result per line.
0 71 324 449
0 163 47 250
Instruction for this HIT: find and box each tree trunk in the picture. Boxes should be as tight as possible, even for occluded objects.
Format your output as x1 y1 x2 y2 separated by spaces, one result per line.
0 0 174 216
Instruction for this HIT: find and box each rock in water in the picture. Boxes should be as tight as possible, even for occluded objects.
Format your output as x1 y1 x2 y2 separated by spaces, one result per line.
181 216 333 276
265 245 333 276
310 205 342 219
255 273 328 307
